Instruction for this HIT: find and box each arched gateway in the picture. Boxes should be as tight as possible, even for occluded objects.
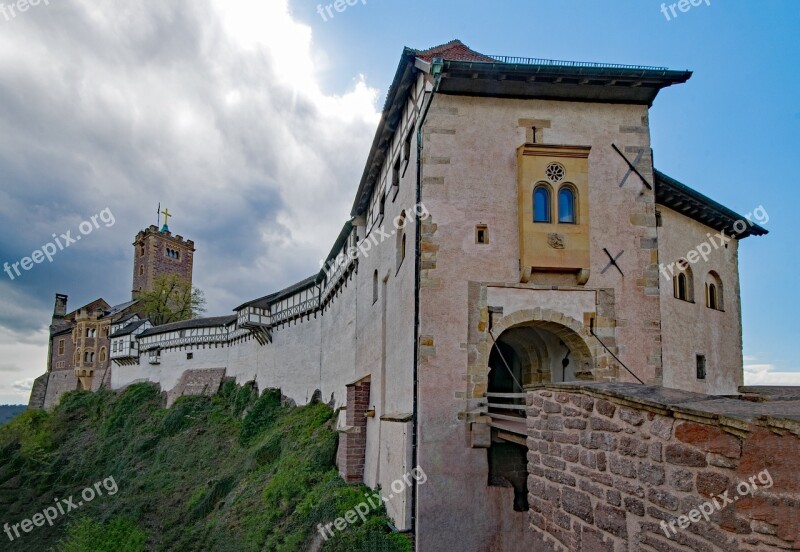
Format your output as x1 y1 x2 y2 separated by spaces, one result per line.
478 309 605 513
487 309 598 391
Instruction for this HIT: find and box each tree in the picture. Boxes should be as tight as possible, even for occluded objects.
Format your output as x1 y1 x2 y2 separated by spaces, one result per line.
136 274 206 326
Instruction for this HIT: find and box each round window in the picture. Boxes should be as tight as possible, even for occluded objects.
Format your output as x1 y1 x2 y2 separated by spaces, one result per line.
545 163 565 183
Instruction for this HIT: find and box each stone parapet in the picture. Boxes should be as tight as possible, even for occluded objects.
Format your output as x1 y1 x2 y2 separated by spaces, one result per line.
526 383 800 551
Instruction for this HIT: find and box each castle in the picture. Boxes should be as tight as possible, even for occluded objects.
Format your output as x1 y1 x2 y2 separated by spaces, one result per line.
29 42 800 552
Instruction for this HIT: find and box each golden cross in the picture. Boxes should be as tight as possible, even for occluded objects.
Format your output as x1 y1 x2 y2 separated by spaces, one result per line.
161 208 172 226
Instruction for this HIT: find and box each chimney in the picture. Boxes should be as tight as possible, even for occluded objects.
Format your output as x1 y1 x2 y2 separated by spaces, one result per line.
53 294 68 318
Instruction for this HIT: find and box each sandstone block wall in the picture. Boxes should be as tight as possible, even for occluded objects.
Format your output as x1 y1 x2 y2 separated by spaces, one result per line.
526 383 800 551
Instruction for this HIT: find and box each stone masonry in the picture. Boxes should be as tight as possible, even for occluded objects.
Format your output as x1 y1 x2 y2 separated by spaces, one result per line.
132 225 195 298
164 368 227 407
526 383 800 551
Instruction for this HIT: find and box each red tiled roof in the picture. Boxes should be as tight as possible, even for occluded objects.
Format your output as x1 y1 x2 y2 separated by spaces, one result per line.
414 39 495 63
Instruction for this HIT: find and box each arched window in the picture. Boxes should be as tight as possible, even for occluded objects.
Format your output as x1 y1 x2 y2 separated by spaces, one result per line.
705 272 724 311
372 270 379 304
676 273 688 300
99 348 106 362
533 184 551 223
558 186 576 223
673 262 694 302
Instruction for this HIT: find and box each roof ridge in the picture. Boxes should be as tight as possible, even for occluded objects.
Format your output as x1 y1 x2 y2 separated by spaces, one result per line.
413 39 495 63
413 38 463 53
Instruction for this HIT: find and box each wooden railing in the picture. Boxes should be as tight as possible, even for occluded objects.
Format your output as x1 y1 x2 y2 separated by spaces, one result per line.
486 392 527 437
271 297 320 325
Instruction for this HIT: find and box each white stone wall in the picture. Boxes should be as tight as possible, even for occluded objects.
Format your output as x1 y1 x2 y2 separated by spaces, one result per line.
658 206 743 394
111 344 229 392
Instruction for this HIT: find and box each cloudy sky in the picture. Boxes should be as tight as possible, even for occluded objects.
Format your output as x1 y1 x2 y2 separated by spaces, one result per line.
1 0 798 403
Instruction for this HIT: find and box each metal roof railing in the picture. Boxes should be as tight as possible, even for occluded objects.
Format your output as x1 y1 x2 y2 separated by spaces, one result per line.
488 55 668 72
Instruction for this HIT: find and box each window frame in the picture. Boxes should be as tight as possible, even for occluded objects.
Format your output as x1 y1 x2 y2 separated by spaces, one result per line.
673 262 694 303
475 224 489 244
533 183 552 223
696 354 707 380
396 211 407 273
704 272 724 311
392 156 401 201
557 184 577 224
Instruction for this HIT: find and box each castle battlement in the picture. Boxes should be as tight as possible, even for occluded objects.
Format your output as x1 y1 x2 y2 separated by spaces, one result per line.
134 225 195 249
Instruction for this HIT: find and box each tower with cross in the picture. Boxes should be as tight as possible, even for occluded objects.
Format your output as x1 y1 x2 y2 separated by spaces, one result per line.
160 207 172 232
131 207 196 299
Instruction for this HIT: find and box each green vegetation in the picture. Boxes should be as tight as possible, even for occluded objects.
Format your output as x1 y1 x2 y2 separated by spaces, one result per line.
0 382 411 551
135 274 206 326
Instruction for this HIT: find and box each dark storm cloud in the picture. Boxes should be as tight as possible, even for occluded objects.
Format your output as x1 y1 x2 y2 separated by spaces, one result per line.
0 0 380 350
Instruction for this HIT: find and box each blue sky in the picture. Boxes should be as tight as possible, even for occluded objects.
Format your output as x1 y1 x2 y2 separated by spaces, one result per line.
0 0 797 402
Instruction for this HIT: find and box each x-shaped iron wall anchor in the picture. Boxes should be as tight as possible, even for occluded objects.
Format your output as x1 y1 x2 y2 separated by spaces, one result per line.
612 144 653 191
601 248 625 276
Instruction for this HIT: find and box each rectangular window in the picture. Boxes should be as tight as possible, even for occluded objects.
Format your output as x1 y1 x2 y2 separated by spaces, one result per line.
696 354 707 380
58 339 65 355
187 352 194 360
392 157 401 200
403 129 413 164
476 225 489 244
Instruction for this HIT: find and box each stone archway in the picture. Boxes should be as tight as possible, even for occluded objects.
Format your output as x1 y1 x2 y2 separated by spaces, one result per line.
487 309 600 389
481 309 606 514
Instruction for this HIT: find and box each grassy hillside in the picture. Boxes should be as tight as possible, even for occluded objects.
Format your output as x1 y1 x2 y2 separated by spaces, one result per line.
0 382 411 551
0 405 26 426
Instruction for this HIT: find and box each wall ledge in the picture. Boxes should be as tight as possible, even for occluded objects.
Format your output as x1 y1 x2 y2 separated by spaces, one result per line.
526 382 800 437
